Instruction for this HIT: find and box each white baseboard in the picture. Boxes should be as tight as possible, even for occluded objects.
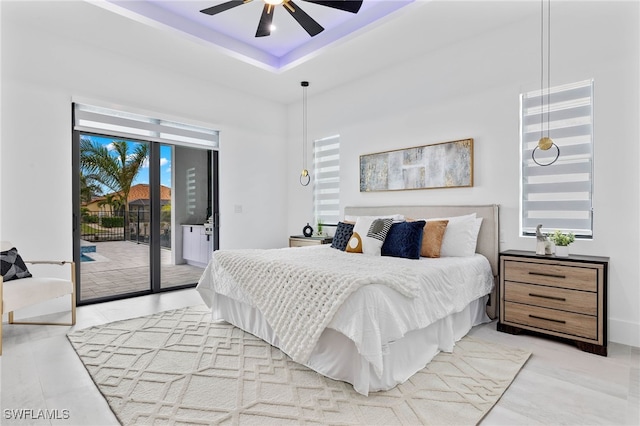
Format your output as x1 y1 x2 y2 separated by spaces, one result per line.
609 318 640 348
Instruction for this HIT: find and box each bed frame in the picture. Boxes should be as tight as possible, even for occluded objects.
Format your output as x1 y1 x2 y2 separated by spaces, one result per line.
344 204 500 319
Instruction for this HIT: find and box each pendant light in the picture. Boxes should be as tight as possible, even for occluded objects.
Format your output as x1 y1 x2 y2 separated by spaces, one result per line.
300 81 311 186
532 0 560 166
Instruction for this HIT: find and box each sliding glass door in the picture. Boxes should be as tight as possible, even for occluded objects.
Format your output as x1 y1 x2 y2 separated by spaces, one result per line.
73 133 218 304
160 144 219 290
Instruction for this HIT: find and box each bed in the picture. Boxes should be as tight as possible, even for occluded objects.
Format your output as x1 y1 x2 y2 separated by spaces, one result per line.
196 204 499 396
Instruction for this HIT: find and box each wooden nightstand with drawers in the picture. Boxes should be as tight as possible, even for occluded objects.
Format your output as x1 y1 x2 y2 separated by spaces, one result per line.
498 250 609 356
289 235 333 248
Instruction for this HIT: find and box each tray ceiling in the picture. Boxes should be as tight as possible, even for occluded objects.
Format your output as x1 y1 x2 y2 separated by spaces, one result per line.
101 0 415 71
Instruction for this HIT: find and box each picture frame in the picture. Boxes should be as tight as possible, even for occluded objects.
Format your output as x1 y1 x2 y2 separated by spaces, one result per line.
359 138 473 192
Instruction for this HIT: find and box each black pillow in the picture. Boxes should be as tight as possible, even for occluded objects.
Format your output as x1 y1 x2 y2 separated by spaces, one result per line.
331 222 355 251
381 221 426 260
1 247 33 281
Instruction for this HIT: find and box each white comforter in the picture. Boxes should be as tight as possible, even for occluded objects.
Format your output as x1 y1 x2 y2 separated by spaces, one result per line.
197 245 494 376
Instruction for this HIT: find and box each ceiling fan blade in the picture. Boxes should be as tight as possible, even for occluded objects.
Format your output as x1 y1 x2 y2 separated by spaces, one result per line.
255 4 274 37
303 0 362 14
284 0 324 37
200 0 251 16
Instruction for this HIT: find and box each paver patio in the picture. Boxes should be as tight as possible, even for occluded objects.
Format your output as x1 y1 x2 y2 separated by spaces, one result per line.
80 240 205 301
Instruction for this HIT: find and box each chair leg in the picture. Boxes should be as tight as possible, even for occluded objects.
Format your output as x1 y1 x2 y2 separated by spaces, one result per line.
71 263 77 325
8 320 75 326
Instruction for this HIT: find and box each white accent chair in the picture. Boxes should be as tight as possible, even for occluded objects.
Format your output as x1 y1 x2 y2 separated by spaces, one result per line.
0 241 76 355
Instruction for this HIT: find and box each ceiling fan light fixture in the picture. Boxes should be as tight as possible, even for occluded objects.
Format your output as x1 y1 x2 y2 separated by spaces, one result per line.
200 0 363 38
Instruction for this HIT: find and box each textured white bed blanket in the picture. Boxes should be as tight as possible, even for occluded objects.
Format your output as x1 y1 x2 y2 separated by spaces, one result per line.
197 245 494 373
197 245 420 364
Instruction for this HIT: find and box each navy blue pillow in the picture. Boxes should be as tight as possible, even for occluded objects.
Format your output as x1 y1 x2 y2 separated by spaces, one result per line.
381 221 426 259
331 221 355 251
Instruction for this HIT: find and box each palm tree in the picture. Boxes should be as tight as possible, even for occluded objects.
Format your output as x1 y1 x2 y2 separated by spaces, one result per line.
80 173 102 204
80 138 149 240
97 193 125 215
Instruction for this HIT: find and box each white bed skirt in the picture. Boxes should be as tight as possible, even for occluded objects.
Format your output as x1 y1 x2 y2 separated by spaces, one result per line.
211 293 491 395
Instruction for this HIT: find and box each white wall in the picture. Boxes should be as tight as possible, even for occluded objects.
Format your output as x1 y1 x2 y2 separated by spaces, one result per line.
2 1 638 347
0 4 288 288
287 1 640 347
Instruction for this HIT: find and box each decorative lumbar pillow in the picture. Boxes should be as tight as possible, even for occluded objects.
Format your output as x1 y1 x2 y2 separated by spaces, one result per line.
382 220 426 260
420 220 449 258
1 247 33 281
350 217 394 256
331 221 355 251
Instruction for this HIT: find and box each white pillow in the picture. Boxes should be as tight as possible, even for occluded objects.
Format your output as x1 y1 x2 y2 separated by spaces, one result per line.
348 216 394 256
425 214 482 257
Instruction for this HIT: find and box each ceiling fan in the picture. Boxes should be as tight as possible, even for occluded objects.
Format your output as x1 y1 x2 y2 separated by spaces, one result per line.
200 0 363 38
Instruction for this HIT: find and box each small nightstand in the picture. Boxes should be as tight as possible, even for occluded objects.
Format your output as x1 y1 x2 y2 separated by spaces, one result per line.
289 235 333 248
498 250 609 356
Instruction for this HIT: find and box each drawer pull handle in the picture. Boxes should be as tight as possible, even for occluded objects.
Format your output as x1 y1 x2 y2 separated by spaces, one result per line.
529 293 566 302
529 271 566 279
529 314 566 324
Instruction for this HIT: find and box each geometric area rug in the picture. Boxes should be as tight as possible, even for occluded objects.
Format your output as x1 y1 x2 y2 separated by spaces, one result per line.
67 305 530 425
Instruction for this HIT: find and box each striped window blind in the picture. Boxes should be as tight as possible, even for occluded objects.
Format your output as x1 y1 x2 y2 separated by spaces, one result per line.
520 79 594 238
313 135 340 226
73 103 219 149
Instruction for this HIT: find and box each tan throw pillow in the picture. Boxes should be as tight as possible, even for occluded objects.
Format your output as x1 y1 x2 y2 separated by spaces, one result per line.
421 220 449 258
346 232 363 253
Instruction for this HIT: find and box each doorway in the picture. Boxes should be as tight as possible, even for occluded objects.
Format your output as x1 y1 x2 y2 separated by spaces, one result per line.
72 132 219 304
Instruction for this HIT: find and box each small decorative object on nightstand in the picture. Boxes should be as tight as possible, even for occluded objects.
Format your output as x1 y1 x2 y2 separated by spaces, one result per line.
498 250 608 356
302 223 313 237
289 235 333 248
535 224 552 255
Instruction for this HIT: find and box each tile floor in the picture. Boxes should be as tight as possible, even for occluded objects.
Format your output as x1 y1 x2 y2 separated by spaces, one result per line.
1 289 638 425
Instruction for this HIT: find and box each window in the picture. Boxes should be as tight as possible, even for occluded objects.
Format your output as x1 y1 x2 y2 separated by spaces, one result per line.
313 135 340 226
520 79 594 238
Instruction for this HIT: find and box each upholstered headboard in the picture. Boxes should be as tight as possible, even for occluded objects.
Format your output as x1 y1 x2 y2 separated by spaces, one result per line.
343 204 500 318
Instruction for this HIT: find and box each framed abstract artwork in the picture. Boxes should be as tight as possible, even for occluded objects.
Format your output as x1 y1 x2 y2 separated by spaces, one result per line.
360 138 473 192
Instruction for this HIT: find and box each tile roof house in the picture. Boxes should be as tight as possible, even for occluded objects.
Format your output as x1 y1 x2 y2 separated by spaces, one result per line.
84 184 171 213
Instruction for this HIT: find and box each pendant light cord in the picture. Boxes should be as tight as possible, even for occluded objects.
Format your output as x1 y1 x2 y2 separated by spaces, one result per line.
303 83 308 171
547 0 551 139
532 0 559 166
540 0 544 140
540 0 551 139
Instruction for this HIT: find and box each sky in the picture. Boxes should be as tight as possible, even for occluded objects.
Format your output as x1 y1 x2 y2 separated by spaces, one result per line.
82 134 172 191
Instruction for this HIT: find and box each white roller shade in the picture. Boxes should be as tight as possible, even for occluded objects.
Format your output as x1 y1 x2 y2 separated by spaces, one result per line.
521 80 594 237
313 135 340 226
74 103 219 149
